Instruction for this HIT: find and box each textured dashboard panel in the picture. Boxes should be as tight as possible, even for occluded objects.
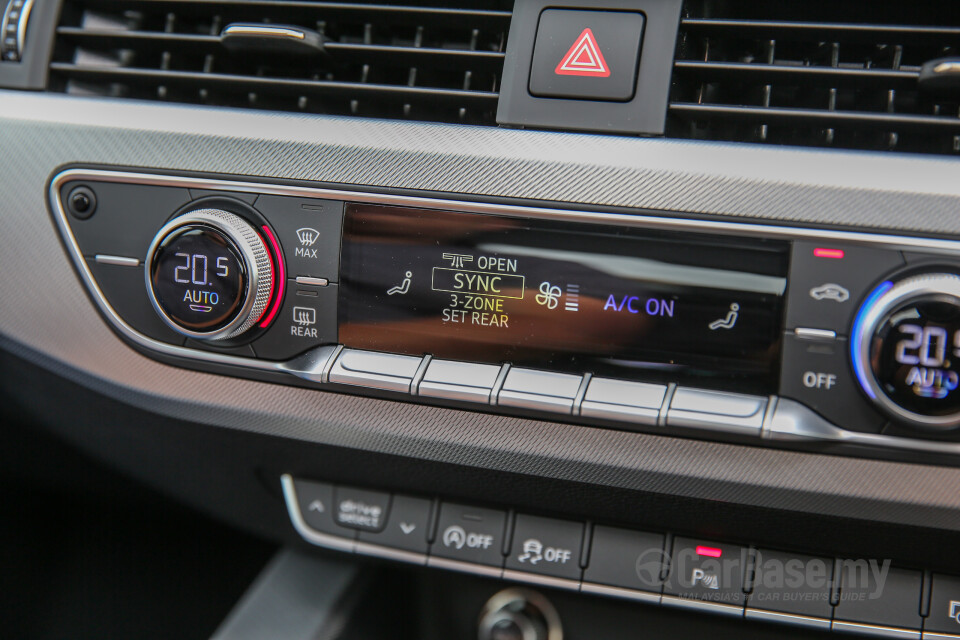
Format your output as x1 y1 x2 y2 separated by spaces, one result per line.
3 91 960 530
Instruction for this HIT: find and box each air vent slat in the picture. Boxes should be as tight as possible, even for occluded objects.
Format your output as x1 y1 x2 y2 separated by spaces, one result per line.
670 2 960 155
675 61 920 89
50 0 513 125
50 62 499 102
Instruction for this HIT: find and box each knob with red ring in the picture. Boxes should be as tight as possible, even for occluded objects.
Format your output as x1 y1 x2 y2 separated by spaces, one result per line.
145 208 276 341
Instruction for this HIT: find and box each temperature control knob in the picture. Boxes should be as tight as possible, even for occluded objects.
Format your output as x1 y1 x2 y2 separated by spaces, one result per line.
145 209 273 340
852 273 960 430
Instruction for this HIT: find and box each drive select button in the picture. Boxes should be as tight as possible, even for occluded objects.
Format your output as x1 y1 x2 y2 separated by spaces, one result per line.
334 487 391 533
529 9 645 101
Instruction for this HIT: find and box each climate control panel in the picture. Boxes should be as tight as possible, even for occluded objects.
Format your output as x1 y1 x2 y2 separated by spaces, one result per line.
48 168 960 461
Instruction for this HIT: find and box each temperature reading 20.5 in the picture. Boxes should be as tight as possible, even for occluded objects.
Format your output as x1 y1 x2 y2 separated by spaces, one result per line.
173 252 230 286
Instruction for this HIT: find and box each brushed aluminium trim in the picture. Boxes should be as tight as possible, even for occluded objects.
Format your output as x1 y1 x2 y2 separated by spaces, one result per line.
579 582 662 604
352 541 428 566
832 621 921 639
295 276 329 287
923 633 960 640
279 474 356 554
15 0 34 56
767 398 960 455
744 608 831 630
660 594 745 617
51 168 960 254
426 556 505 579
500 569 582 592
794 327 838 340
94 254 140 267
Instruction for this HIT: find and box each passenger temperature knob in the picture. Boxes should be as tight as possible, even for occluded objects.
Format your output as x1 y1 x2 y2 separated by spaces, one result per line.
145 209 273 340
852 273 960 430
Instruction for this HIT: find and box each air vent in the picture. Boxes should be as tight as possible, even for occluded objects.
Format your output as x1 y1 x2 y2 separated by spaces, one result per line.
668 1 960 155
49 0 512 125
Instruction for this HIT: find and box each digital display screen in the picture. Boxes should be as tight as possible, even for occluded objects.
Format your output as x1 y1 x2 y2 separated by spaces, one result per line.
873 299 960 416
339 205 788 393
150 225 246 331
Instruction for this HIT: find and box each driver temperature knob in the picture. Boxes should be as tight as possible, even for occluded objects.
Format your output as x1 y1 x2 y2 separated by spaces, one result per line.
145 209 273 340
852 272 960 430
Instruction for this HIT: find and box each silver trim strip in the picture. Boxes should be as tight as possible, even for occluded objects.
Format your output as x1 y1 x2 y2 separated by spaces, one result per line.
279 474 356 554
51 168 960 253
923 633 960 640
411 355 432 396
426 556 504 579
794 327 838 341
572 372 592 417
661 595 745 617
352 542 427 566
580 582 662 604
94 254 140 267
832 621 921 640
745 608 831 630
295 276 329 287
489 363 511 406
500 569 581 592
766 398 960 455
15 0 33 56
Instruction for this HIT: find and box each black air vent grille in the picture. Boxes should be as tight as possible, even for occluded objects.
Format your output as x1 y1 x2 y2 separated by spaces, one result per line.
669 1 960 155
50 0 512 125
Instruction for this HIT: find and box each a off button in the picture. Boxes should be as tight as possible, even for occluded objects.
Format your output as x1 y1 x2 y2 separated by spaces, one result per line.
431 503 507 568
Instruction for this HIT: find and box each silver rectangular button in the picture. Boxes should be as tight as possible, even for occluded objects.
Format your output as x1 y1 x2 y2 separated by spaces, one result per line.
417 360 501 403
580 378 666 425
497 368 583 414
666 387 767 436
328 349 423 393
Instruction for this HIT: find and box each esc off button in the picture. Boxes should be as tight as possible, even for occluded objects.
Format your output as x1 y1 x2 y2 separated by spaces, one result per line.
780 334 886 432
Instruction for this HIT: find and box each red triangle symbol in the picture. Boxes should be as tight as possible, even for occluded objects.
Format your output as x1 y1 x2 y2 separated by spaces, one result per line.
555 28 610 77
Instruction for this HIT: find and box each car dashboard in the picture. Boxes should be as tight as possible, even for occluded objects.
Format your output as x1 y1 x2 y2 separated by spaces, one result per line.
3 1 960 639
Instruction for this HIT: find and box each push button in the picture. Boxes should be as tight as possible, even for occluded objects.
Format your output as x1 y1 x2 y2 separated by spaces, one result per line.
497 368 583 414
580 378 666 426
254 195 344 281
747 549 834 621
666 388 767 436
417 359 501 403
528 9 645 102
663 538 748 605
780 334 886 433
785 242 903 335
432 503 507 568
582 525 665 593
505 514 585 580
333 487 391 533
919 574 960 635
252 280 338 361
834 564 922 632
357 494 433 554
328 349 424 393
292 479 351 538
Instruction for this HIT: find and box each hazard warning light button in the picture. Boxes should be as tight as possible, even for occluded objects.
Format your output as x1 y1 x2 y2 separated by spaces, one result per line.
529 9 645 102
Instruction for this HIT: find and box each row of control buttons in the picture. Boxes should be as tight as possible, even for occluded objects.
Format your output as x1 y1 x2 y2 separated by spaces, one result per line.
283 475 960 639
327 349 769 437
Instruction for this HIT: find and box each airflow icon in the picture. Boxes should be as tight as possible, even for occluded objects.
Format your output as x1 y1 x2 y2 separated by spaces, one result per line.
296 227 320 247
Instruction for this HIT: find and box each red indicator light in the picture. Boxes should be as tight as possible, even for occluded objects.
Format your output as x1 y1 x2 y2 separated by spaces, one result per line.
258 225 286 328
695 545 723 558
813 248 845 260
